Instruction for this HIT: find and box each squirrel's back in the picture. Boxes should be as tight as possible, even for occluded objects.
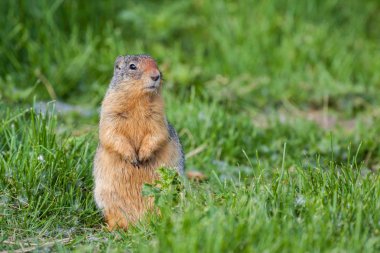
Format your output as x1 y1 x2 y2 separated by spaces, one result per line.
168 122 185 174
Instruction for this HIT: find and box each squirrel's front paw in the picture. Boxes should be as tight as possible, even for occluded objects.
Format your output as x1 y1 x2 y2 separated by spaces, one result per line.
138 147 153 163
125 154 141 168
131 158 141 168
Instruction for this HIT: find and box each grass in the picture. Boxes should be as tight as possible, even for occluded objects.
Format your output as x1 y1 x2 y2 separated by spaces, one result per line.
1 0 380 252
1 106 380 252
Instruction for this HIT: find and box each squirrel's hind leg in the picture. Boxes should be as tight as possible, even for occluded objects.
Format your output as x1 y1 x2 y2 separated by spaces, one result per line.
104 207 130 231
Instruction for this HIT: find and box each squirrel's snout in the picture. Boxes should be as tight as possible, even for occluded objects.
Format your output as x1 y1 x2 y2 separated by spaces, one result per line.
151 74 160 82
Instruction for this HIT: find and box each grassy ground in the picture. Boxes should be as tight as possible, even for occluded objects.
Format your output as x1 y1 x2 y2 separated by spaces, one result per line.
1 0 380 252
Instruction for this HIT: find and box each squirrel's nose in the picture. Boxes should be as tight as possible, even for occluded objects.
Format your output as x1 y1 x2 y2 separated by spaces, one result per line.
151 74 160 82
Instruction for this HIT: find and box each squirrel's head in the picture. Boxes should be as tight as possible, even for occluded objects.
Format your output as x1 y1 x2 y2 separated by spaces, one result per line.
110 54 162 93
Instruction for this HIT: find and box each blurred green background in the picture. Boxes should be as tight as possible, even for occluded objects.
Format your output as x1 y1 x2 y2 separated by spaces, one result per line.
1 0 379 109
1 0 380 171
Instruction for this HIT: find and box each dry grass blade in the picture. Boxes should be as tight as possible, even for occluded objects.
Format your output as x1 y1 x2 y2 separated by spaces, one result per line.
1 238 71 253
185 144 207 159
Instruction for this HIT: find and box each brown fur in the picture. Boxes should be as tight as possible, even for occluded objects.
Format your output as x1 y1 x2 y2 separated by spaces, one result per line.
93 55 182 230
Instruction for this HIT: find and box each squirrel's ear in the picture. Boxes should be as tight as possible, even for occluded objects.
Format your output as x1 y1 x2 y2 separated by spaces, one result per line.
114 55 125 70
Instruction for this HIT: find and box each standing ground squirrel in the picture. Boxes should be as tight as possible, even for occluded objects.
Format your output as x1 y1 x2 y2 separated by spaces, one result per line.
93 54 184 230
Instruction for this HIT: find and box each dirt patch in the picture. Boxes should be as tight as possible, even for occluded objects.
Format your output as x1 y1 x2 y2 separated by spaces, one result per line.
252 103 377 132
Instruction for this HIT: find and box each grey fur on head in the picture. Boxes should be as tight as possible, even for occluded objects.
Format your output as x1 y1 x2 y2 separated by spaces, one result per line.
110 54 155 88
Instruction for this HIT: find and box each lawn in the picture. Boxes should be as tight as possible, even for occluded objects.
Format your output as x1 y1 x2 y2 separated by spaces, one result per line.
1 0 380 252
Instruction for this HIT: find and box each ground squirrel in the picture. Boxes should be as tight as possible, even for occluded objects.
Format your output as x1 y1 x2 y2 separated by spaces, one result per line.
93 54 184 230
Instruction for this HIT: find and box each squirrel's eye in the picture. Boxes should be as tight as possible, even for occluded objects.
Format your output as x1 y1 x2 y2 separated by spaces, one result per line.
129 64 137 70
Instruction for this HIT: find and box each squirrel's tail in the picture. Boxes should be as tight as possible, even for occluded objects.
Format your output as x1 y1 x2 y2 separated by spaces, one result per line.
186 170 207 182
